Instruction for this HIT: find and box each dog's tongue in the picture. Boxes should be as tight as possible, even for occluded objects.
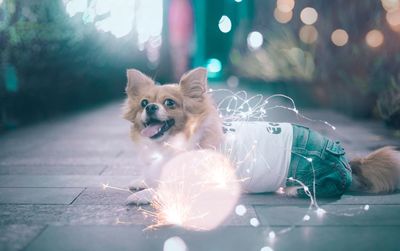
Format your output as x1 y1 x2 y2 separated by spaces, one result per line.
141 123 163 138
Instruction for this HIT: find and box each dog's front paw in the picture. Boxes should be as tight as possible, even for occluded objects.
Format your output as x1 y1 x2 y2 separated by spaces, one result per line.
125 189 153 205
284 186 302 197
128 178 147 191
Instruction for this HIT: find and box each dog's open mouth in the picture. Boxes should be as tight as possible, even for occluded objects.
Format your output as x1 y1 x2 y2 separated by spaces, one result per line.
141 118 175 139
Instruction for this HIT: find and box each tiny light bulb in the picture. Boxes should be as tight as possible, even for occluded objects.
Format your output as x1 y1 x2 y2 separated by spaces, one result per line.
303 214 311 221
268 231 276 239
316 208 326 216
250 218 260 227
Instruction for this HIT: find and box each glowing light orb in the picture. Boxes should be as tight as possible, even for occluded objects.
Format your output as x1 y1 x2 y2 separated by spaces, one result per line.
316 208 326 217
276 0 295 13
153 150 240 230
250 217 260 227
386 9 400 31
274 8 293 24
206 58 222 75
299 25 318 44
235 205 247 216
227 76 239 88
364 204 370 211
219 15 232 33
303 214 311 221
300 7 318 25
247 31 264 50
366 29 384 48
64 0 163 40
381 0 399 12
65 0 88 17
163 236 187 251
235 0 242 2
331 29 349 46
260 247 274 251
268 231 276 239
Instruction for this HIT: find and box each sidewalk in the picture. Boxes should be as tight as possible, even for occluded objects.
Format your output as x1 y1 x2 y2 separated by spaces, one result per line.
0 98 399 251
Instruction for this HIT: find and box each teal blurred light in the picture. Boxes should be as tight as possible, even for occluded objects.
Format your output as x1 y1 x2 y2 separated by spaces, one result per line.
206 58 222 79
5 65 18 93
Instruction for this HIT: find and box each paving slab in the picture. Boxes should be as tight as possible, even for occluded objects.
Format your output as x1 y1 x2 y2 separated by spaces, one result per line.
0 188 83 204
72 188 132 205
0 225 45 251
0 156 119 166
254 205 400 226
0 175 135 188
24 225 400 251
239 192 400 206
0 204 256 228
0 205 67 225
0 205 144 226
0 165 106 175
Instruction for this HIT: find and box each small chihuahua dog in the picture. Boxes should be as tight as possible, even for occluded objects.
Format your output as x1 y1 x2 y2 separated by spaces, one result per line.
123 68 223 204
123 68 400 205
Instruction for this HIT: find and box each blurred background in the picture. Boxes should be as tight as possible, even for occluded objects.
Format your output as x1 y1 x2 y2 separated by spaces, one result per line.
1 0 400 130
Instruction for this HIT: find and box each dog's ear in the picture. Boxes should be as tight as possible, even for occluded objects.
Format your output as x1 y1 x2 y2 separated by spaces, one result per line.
179 67 208 100
126 69 153 96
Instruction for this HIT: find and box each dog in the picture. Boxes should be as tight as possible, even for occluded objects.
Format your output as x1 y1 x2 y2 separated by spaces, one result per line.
123 67 400 204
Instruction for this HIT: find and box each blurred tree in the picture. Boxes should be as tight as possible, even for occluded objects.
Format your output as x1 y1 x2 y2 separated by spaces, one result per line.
0 0 148 129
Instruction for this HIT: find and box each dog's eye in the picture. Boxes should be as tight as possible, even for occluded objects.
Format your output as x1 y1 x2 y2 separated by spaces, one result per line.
164 98 176 108
140 99 149 108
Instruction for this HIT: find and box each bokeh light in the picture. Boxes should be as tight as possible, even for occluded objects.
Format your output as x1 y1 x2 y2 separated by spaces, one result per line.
219 15 232 33
250 218 260 227
276 0 295 13
163 236 187 251
331 29 349 46
366 29 384 48
234 0 242 2
65 0 87 17
381 0 399 12
386 9 400 31
260 247 274 251
235 205 247 216
64 0 163 40
300 7 318 25
247 31 264 50
274 8 293 24
136 0 164 46
299 25 318 44
227 76 240 88
206 58 222 75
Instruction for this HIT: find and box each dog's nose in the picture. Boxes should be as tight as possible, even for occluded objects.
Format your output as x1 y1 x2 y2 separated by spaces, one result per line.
145 104 159 115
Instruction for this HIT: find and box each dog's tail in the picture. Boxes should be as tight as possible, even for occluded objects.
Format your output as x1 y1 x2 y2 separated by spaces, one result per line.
349 146 400 193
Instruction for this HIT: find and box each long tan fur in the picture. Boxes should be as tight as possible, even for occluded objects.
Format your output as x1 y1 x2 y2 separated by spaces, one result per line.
349 146 400 193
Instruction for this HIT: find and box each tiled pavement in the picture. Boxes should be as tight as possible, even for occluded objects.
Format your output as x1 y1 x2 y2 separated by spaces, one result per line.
1 95 400 251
